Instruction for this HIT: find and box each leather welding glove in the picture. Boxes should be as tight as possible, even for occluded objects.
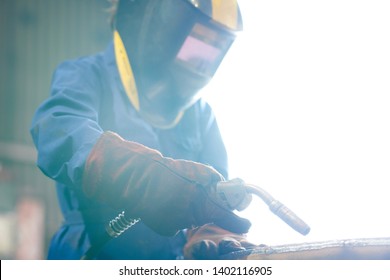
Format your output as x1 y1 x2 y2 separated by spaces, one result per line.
82 131 251 236
184 223 258 260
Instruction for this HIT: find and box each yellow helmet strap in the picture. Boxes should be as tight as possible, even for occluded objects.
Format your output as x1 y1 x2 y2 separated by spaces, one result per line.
113 30 140 111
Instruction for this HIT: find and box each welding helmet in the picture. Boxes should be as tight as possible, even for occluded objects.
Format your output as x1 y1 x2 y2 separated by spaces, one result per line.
113 0 243 128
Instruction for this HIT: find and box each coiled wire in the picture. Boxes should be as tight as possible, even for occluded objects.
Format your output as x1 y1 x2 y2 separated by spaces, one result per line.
105 211 140 238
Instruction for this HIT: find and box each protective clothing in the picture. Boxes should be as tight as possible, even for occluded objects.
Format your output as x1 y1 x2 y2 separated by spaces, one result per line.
83 131 250 236
184 223 257 259
114 0 242 128
30 43 231 259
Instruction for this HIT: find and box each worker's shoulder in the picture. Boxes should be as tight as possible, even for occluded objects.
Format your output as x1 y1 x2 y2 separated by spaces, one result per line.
49 50 111 91
54 51 106 75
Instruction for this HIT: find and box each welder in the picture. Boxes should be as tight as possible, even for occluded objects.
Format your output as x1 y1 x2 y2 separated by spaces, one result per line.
30 0 255 259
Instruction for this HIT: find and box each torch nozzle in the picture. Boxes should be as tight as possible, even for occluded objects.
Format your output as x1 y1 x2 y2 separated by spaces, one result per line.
244 184 311 236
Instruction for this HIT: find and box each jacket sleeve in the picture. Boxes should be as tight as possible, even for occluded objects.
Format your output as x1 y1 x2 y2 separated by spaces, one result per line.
199 101 229 179
30 58 104 188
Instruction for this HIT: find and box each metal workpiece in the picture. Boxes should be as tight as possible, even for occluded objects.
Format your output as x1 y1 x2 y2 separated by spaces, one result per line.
221 237 390 260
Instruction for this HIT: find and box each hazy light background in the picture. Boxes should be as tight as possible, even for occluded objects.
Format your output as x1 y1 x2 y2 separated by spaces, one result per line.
204 0 390 245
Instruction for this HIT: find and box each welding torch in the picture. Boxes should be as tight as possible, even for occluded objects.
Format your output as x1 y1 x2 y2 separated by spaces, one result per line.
214 179 311 236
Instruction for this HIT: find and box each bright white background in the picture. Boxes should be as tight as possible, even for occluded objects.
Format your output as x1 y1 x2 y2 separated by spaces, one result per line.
204 0 390 246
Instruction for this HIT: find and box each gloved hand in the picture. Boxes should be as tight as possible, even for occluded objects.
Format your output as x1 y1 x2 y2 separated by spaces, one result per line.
184 223 258 260
82 131 251 236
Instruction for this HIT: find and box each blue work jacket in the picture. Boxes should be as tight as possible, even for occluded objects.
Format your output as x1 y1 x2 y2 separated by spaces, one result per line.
30 42 229 260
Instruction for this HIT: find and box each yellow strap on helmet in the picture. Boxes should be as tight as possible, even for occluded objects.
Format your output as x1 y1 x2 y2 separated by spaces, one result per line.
211 0 239 30
113 30 140 111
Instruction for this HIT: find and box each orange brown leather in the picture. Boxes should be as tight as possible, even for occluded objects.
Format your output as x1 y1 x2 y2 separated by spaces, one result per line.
184 223 257 259
82 131 251 236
